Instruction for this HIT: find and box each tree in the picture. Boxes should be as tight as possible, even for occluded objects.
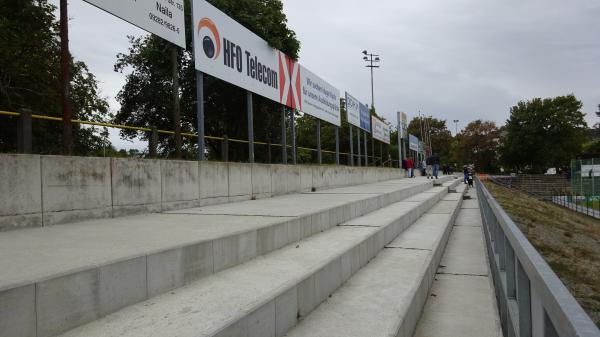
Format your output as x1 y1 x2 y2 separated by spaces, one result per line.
406 117 453 163
0 0 110 154
502 95 587 173
114 0 300 161
456 120 501 172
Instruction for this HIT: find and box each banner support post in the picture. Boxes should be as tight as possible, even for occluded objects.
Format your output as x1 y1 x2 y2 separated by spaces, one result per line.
247 91 254 163
281 107 287 164
291 110 297 164
364 130 368 166
317 119 322 164
349 126 354 166
195 71 205 160
335 126 340 165
357 130 361 167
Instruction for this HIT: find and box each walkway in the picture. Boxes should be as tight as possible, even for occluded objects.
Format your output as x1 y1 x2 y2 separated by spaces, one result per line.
414 185 503 337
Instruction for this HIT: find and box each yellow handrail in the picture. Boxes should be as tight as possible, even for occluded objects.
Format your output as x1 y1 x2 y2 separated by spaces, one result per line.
0 110 355 156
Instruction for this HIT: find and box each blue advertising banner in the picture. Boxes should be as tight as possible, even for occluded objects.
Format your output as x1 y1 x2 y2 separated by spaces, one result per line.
409 134 419 151
359 103 371 132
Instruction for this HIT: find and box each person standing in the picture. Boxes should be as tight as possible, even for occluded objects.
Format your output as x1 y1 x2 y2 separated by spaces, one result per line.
406 156 414 178
431 153 440 179
425 155 433 179
463 165 469 184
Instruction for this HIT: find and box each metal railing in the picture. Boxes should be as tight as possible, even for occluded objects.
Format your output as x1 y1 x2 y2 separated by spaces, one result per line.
0 110 399 167
476 177 600 337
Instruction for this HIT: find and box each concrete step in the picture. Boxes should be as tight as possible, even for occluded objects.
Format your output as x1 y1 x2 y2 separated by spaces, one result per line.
285 183 466 337
413 186 502 337
53 181 459 337
0 176 454 337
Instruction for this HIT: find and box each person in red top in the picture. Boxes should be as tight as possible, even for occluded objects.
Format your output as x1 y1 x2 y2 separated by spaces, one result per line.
406 156 414 178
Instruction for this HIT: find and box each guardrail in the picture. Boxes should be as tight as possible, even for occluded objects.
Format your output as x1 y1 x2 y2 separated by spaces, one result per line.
0 110 398 167
476 177 600 337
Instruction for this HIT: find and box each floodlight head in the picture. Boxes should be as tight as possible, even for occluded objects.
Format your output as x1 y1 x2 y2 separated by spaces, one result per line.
363 56 368 61
362 50 368 55
375 57 380 61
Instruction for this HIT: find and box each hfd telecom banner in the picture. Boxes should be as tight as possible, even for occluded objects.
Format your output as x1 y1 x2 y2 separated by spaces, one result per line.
193 0 341 126
83 0 186 47
371 116 390 144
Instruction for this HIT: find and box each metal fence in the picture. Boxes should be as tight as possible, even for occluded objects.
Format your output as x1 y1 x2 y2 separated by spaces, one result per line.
476 178 600 337
0 110 399 167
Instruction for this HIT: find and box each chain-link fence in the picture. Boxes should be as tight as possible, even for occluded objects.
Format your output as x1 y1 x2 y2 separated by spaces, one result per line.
552 159 600 218
571 159 600 196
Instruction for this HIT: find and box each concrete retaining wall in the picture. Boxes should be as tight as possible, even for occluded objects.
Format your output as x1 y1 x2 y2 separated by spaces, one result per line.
0 154 406 230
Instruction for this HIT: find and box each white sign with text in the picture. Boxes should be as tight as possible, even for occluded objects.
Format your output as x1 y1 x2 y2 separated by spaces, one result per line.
192 0 340 125
84 0 186 47
371 116 390 144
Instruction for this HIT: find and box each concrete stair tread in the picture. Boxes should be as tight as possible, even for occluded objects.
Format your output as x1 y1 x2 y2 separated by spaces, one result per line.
55 185 454 337
285 195 462 337
0 178 448 292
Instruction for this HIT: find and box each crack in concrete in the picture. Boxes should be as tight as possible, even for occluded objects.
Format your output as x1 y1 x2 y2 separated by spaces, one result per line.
338 224 381 228
384 246 432 251
436 272 489 277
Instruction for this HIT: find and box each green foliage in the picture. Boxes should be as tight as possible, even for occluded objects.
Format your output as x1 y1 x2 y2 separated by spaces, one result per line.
0 0 110 154
502 94 588 173
114 0 300 160
456 120 501 173
406 117 452 163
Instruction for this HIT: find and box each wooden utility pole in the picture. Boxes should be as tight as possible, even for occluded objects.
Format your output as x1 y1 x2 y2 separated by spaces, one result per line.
60 0 73 155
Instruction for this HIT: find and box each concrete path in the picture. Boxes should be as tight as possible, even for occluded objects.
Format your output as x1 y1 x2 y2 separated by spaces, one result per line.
413 185 503 337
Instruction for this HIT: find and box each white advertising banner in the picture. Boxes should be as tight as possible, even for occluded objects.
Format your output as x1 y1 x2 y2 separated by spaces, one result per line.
345 92 361 128
582 165 600 177
84 0 186 47
397 111 408 138
300 66 341 126
192 0 340 125
371 116 390 144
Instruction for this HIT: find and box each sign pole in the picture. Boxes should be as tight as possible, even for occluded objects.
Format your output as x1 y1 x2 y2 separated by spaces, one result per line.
335 126 340 165
357 129 361 167
59 0 73 155
195 71 205 160
349 126 354 166
171 45 182 158
291 110 297 164
247 91 254 163
364 130 368 166
317 119 322 164
281 107 287 164
371 134 375 165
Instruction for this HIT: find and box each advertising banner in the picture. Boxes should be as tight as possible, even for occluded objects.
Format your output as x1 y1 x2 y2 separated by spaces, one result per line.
397 111 408 138
359 103 371 132
581 165 600 177
300 66 341 126
84 0 186 47
371 116 390 144
409 134 419 151
192 0 340 125
345 92 361 128
346 92 370 131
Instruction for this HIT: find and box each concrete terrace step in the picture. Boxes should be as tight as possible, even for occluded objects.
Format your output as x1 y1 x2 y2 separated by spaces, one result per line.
285 183 466 337
0 176 454 337
413 186 502 337
54 181 460 337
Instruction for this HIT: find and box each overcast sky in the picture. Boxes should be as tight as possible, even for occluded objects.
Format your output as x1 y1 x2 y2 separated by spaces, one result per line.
52 0 600 149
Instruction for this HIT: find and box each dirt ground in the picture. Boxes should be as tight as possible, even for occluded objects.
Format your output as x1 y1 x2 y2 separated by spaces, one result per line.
483 181 600 328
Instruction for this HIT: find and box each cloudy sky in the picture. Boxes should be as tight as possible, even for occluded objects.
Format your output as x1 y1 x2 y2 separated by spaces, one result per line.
52 0 600 149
